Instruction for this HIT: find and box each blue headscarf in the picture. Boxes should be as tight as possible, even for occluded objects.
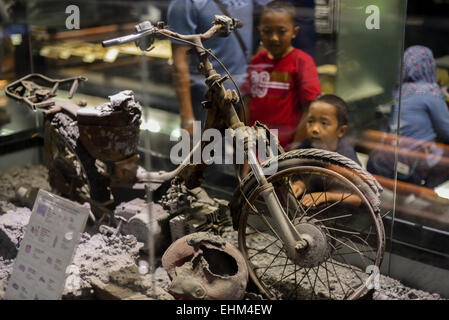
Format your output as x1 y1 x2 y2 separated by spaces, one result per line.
394 45 444 101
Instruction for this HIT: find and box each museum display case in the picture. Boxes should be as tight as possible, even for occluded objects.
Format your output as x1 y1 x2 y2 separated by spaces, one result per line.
1 0 449 300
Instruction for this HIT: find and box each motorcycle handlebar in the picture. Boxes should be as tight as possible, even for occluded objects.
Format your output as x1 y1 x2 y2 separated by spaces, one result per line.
102 16 243 49
102 29 156 48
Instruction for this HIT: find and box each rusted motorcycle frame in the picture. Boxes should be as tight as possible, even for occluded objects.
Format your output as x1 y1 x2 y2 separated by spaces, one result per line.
5 16 386 300
5 74 143 224
106 17 386 300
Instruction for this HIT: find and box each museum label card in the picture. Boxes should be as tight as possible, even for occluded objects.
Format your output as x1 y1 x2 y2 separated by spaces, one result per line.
4 189 89 300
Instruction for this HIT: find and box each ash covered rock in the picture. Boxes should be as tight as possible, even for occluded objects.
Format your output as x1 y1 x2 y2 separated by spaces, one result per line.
63 232 144 299
0 201 16 216
0 257 13 279
115 198 148 221
244 292 266 300
373 276 443 300
0 257 14 299
91 265 173 300
0 165 51 205
115 199 171 254
0 207 172 300
152 266 172 291
0 207 32 259
63 230 173 300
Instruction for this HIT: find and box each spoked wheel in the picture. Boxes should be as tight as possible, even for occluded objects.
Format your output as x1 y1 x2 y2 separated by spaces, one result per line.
237 155 385 300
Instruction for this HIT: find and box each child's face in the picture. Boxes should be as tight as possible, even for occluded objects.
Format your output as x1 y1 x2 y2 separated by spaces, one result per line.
306 101 347 152
259 11 299 59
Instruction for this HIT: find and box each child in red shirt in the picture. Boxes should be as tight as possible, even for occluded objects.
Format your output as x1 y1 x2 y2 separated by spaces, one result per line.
241 0 321 150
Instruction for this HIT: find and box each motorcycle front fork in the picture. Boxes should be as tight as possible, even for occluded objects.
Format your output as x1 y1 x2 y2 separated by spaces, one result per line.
246 148 308 259
178 135 308 258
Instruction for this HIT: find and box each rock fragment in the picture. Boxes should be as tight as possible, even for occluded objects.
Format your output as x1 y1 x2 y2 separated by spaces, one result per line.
0 207 32 259
115 199 171 254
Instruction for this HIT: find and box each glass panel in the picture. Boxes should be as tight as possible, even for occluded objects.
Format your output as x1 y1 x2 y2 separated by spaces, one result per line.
336 0 406 130
335 0 407 288
340 0 449 297
389 0 449 296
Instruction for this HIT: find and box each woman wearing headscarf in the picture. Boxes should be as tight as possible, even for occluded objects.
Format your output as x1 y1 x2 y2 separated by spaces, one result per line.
367 46 449 188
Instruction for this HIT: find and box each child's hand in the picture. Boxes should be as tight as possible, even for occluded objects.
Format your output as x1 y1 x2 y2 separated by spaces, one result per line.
300 192 326 208
300 191 363 208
